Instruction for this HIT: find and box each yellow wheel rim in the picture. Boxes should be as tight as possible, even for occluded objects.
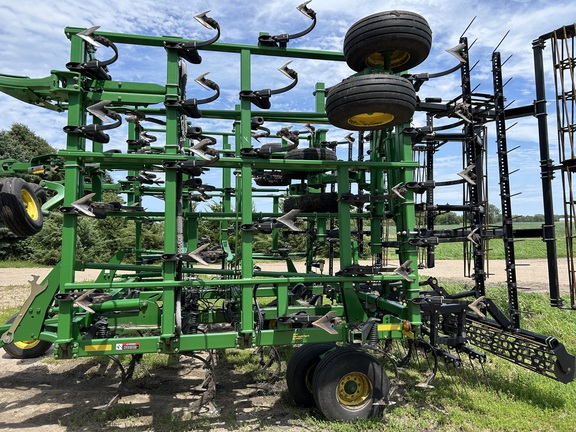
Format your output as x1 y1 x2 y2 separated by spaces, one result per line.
21 189 39 220
348 112 394 128
336 372 372 407
14 339 41 350
305 366 316 393
366 50 411 70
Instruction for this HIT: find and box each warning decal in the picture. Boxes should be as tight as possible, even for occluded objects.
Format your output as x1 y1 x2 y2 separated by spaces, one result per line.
116 342 140 351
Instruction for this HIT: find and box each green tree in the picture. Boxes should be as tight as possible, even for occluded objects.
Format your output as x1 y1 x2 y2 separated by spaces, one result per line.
0 123 55 162
487 204 502 223
435 211 462 226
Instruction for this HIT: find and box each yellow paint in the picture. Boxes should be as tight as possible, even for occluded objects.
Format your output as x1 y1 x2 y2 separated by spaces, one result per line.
377 323 401 332
84 344 112 352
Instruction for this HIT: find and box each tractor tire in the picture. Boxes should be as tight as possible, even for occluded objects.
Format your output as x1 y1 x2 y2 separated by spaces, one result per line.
283 192 339 213
0 177 44 237
283 148 337 180
2 314 52 359
286 343 336 407
344 10 432 73
312 347 390 421
326 74 416 131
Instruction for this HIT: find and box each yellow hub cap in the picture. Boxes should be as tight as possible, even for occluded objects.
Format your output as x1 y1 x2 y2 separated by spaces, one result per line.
348 112 394 128
21 189 39 220
336 372 372 407
366 50 411 70
14 339 41 350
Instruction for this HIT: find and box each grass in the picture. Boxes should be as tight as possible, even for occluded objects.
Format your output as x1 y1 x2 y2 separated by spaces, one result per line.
0 260 49 268
300 286 576 432
433 222 568 260
0 305 19 324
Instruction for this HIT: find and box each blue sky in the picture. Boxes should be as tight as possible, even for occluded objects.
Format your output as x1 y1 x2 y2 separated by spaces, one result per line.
0 0 573 216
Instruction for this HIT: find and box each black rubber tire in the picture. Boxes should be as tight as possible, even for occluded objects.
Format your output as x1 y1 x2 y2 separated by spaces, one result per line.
283 148 338 180
283 197 299 213
326 74 416 131
0 177 44 237
286 343 336 406
344 10 432 73
201 254 218 264
30 183 48 205
312 347 390 421
254 171 291 187
259 143 284 155
283 192 339 213
2 314 52 359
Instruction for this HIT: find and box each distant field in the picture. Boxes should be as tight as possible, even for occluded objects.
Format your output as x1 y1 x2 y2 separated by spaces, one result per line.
432 222 568 260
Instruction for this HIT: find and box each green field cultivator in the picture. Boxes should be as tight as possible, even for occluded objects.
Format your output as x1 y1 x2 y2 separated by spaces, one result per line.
0 3 575 421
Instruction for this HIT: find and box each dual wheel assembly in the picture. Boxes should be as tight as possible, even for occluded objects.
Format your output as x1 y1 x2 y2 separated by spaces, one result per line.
286 344 390 420
326 10 432 131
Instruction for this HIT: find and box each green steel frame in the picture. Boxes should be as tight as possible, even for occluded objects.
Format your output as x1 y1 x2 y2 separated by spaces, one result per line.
0 25 421 359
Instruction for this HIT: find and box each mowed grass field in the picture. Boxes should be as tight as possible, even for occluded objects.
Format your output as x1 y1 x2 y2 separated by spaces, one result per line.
433 222 570 260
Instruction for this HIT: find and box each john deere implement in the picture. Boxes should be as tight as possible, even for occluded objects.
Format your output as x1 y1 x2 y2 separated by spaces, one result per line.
0 3 574 421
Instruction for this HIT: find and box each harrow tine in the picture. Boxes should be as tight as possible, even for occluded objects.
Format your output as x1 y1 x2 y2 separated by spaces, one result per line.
458 344 487 386
414 339 438 388
364 343 401 405
466 353 483 387
444 349 469 396
179 351 217 413
93 354 142 410
253 346 282 383
384 338 412 369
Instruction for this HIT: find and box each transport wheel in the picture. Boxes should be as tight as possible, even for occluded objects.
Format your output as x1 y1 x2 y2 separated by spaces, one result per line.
326 74 416 131
259 142 284 154
286 343 336 407
282 148 337 180
202 254 218 264
29 183 48 205
312 347 390 421
344 10 432 73
0 177 44 237
253 171 291 186
2 314 52 359
283 192 339 213
283 196 299 213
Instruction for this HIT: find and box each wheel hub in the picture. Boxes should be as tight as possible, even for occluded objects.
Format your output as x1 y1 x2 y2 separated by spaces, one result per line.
21 189 39 220
366 50 411 70
348 112 394 128
337 372 372 407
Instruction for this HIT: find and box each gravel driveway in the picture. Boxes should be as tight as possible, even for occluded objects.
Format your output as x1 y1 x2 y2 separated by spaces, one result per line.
0 259 571 293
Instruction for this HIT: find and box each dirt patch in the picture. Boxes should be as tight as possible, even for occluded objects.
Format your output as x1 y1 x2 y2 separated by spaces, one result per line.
0 348 307 432
0 260 571 431
0 349 306 432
